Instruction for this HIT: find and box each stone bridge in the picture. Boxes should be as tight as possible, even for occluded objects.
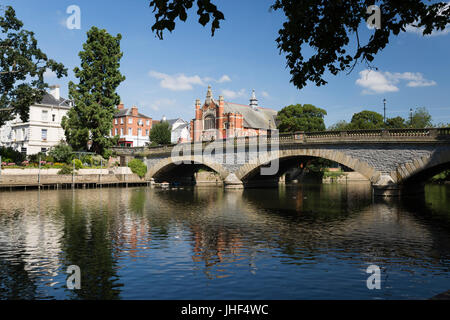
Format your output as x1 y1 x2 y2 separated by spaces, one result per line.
114 128 450 196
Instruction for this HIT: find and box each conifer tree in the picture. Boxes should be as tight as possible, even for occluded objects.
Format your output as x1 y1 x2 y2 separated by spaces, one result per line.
62 27 125 157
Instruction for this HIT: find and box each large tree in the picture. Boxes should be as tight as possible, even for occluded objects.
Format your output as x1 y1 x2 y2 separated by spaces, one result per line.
62 27 125 157
276 104 327 133
385 116 407 129
408 107 433 128
148 1 450 89
0 6 67 126
348 110 384 129
150 121 171 145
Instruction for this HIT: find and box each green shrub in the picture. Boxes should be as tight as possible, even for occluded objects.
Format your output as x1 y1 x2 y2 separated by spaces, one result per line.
71 159 83 170
49 142 74 163
0 146 25 163
128 159 147 178
58 164 73 175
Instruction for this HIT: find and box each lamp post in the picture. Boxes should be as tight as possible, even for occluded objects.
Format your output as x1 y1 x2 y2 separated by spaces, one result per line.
383 98 386 124
410 108 413 128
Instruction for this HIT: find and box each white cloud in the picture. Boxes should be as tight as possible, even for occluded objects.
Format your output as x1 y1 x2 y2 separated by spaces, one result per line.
356 70 399 94
217 75 231 83
44 68 57 79
149 71 232 91
356 69 436 94
148 98 176 111
221 88 246 99
261 91 270 98
149 71 205 91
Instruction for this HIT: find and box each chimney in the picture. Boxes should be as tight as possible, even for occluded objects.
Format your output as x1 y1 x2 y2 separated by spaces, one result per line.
195 99 202 120
49 85 60 101
131 106 138 116
118 101 124 110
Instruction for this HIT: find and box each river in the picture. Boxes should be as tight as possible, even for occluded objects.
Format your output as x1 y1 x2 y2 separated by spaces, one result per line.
0 183 449 299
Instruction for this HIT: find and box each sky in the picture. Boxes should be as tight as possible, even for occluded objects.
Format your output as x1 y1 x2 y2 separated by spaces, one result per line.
4 0 450 127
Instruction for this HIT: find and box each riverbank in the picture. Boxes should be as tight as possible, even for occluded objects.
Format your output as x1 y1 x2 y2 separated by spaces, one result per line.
0 167 148 190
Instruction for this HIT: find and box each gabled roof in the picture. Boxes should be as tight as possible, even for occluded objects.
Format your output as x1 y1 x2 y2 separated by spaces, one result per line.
222 102 277 130
166 118 188 128
114 108 151 119
38 93 72 107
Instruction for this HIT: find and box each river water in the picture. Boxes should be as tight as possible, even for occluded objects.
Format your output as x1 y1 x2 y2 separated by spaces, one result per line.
0 183 449 300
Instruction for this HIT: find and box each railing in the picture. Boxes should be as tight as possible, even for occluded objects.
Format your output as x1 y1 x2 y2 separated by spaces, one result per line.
112 128 450 156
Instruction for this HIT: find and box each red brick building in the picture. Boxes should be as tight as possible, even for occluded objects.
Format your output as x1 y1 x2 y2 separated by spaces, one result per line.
112 103 153 147
190 86 278 141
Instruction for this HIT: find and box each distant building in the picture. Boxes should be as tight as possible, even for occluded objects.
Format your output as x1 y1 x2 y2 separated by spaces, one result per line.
112 103 153 147
190 86 277 142
165 118 190 144
0 85 73 155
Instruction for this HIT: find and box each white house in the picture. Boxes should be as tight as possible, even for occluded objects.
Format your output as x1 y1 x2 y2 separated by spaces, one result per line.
165 118 190 144
0 85 72 155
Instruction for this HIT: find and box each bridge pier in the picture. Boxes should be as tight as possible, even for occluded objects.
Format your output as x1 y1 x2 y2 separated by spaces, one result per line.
224 173 244 189
372 174 425 197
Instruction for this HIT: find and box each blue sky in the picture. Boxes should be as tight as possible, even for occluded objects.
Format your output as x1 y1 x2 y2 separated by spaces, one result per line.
5 0 450 126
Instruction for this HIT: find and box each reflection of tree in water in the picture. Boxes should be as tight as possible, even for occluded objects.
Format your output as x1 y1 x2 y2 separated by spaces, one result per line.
57 191 122 300
0 253 38 299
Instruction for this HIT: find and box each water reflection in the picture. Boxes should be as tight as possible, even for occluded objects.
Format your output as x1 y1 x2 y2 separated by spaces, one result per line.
0 183 449 299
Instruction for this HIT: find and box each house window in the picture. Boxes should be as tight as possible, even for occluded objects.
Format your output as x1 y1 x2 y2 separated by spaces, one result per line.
41 129 47 140
41 110 48 121
145 129 149 135
121 128 124 135
115 118 118 124
21 147 27 154
204 115 215 130
41 147 47 153
128 128 132 136
52 114 56 122
120 118 124 124
128 118 133 124
146 120 150 126
116 128 119 136
138 128 142 136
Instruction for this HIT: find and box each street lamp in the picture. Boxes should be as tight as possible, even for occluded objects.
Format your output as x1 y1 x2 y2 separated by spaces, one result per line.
410 108 413 128
383 98 386 124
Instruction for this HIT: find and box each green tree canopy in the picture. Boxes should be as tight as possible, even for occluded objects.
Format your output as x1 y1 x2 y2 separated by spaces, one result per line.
148 0 450 89
0 6 67 126
62 27 125 157
409 107 433 128
150 121 171 145
328 120 350 131
385 116 407 129
348 110 384 130
276 104 327 133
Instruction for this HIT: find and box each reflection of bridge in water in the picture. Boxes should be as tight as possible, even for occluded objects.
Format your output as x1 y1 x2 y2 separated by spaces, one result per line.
115 128 450 196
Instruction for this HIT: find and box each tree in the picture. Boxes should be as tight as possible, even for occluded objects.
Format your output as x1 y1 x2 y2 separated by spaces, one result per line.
48 142 73 164
0 6 67 126
408 107 432 128
150 121 171 145
276 104 327 133
62 27 125 157
349 110 384 130
148 1 450 89
385 116 407 129
328 120 350 131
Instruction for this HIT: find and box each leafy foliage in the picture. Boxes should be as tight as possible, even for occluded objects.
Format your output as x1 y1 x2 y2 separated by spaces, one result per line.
58 164 74 175
49 142 74 163
409 107 433 128
0 6 67 126
348 110 384 130
147 1 450 89
128 159 147 178
0 146 25 163
150 121 171 145
276 104 327 133
61 27 125 157
385 116 407 129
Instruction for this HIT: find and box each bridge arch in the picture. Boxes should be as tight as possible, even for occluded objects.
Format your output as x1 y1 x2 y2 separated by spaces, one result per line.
392 149 450 184
146 155 230 181
235 149 382 183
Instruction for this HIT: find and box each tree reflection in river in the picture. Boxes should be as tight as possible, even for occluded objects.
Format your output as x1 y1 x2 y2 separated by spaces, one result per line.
0 183 449 299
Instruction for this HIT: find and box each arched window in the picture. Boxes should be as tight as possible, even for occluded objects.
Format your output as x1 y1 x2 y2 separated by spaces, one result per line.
204 115 215 130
